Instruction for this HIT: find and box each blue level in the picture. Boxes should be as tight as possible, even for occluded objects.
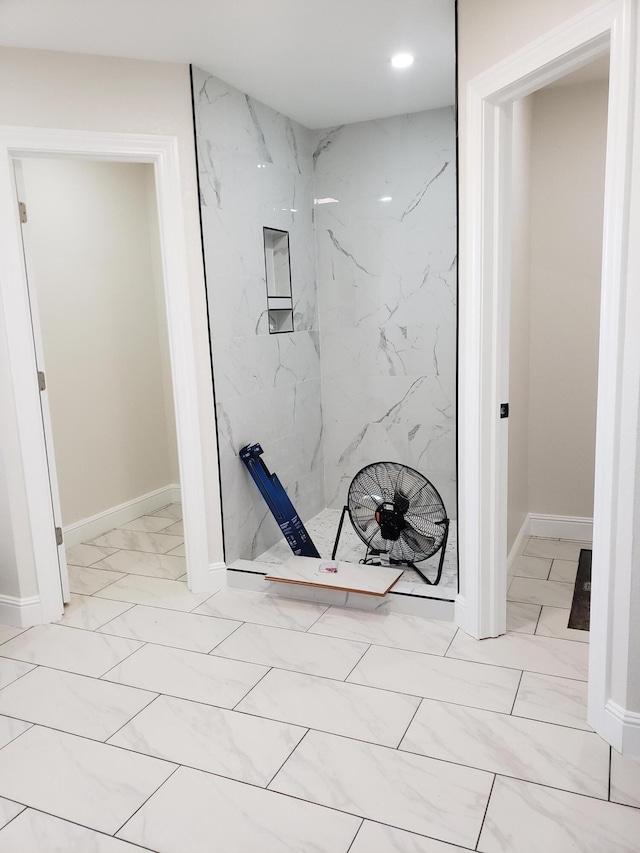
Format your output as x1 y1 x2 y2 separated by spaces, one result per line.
240 443 320 558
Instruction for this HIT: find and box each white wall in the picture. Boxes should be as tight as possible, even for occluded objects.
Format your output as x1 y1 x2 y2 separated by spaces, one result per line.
20 157 179 527
0 46 222 602
528 81 607 518
507 97 533 552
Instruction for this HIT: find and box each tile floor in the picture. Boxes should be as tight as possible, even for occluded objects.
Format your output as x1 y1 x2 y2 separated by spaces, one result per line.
0 518 639 851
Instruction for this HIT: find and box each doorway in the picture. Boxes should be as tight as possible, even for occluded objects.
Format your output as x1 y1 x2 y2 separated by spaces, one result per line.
458 0 639 752
0 129 210 625
15 156 183 603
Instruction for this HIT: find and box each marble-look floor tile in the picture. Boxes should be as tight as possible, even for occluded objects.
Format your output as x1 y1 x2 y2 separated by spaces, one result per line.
447 628 589 680
65 543 118 567
163 520 184 536
523 538 584 561
507 602 541 635
149 503 182 519
0 625 26 646
610 750 640 808
212 622 368 679
400 698 608 798
0 714 31 749
110 694 305 786
348 645 520 713
90 529 183 555
103 643 267 708
548 558 579 583
98 604 240 653
308 606 457 655
117 516 176 533
194 588 327 630
350 821 477 852
478 775 640 852
92 549 186 580
512 671 590 730
0 658 34 690
0 624 142 677
270 730 492 848
0 726 175 835
0 667 156 741
511 555 552 579
93 574 211 612
0 797 24 832
237 668 420 747
0 809 150 852
55 594 133 630
507 577 574 608
118 765 359 853
536 606 589 643
167 543 186 557
67 565 125 595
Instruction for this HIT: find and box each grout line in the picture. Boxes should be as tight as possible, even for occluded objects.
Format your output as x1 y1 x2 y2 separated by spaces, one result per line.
264 727 311 790
342 643 371 682
206 619 245 653
345 818 365 852
230 665 273 711
475 774 496 850
304 602 331 633
112 763 181 839
102 692 161 744
98 641 149 680
0 721 34 754
509 670 524 715
0 803 27 836
443 626 459 657
394 697 422 749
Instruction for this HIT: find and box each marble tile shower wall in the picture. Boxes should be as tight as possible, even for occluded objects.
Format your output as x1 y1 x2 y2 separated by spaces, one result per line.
192 68 324 562
312 110 457 514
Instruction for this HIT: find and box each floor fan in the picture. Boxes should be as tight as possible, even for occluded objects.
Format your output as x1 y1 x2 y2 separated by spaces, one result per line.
332 461 449 585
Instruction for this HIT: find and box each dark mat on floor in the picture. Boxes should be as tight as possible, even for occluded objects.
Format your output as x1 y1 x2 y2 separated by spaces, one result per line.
568 548 592 631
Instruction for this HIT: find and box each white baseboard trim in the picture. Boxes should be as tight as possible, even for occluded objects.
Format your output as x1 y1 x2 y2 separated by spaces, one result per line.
507 514 531 573
604 700 640 756
0 594 42 628
209 562 227 592
62 484 182 548
528 514 593 542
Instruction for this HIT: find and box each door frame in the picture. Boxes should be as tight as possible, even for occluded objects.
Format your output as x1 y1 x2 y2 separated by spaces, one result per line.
457 0 639 751
0 127 210 623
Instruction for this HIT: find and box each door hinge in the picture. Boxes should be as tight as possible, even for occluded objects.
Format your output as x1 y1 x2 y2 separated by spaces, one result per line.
55 527 63 546
500 402 509 419
38 371 46 392
18 201 27 224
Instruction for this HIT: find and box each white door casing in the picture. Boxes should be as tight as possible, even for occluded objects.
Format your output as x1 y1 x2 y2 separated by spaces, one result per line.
0 128 212 624
457 0 639 752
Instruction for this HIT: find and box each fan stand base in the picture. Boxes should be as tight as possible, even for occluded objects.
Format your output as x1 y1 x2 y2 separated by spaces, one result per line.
332 507 449 588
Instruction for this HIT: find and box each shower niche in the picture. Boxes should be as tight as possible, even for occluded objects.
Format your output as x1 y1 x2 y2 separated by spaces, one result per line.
263 227 294 334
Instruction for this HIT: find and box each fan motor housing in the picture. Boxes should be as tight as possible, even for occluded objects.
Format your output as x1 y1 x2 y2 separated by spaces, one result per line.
375 501 406 541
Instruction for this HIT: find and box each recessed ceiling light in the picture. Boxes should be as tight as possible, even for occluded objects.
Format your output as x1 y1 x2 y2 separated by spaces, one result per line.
378 196 393 202
391 53 414 69
314 197 339 205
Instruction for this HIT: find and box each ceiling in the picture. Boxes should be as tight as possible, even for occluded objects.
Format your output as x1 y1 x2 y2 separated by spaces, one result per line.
0 0 456 129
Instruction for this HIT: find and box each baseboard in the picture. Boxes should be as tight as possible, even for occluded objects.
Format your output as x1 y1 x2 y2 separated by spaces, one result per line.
0 594 42 628
507 513 531 573
62 484 182 548
209 562 227 592
605 700 640 756
528 514 593 542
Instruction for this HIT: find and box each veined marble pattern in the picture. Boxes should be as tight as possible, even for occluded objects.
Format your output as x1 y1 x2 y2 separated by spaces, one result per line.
313 111 457 516
270 730 492 848
0 528 633 850
478 776 640 852
400 698 609 798
192 67 324 563
257 507 458 600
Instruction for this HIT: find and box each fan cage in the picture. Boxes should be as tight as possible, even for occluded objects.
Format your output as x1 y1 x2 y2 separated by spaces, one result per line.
342 461 449 585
